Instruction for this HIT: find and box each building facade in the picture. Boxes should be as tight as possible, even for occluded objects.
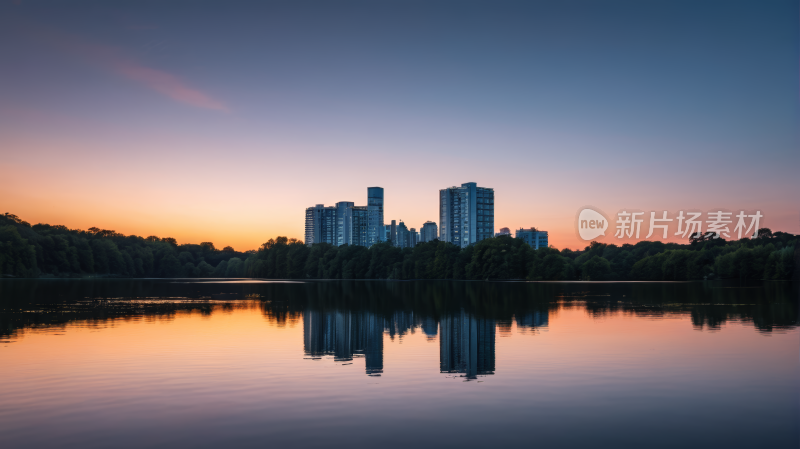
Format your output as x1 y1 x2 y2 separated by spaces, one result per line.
305 187 382 247
439 182 494 248
351 206 368 247
367 187 384 246
496 227 511 237
305 204 338 246
421 221 438 242
396 221 410 249
515 228 549 249
336 202 354 246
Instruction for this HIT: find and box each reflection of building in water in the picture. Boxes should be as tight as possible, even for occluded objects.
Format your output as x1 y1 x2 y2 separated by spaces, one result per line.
304 309 327 357
440 310 495 378
333 311 353 361
385 310 415 340
419 316 438 340
496 319 513 337
515 311 549 332
352 311 384 375
304 309 383 375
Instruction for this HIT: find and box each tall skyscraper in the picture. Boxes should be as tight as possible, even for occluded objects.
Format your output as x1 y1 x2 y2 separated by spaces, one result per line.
395 221 415 248
305 204 337 246
306 187 383 247
336 202 354 246
420 221 438 242
439 182 494 248
390 220 397 245
367 187 384 246
351 206 368 247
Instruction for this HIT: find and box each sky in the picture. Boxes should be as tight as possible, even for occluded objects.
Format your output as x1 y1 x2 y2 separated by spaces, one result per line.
1 0 798 251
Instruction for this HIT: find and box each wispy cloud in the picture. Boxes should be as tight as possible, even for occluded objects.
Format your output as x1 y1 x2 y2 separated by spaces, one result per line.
31 23 229 112
109 59 229 112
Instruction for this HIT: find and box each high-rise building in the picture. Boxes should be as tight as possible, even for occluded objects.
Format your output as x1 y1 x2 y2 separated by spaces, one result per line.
395 221 408 248
336 202 354 246
305 204 337 246
515 228 548 249
351 206 368 247
420 221 438 242
439 182 494 248
395 221 417 248
367 187 384 246
390 220 397 245
305 187 383 247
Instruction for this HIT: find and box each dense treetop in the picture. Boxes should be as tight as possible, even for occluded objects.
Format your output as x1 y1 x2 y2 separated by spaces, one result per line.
1 213 796 281
0 213 251 278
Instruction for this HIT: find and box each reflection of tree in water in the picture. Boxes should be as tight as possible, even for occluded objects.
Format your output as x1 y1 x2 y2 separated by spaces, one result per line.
575 281 798 333
0 279 265 341
259 299 301 328
1 279 796 343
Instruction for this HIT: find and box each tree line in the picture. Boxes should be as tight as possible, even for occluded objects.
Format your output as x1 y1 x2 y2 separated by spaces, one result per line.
244 230 797 281
1 213 796 280
0 213 251 278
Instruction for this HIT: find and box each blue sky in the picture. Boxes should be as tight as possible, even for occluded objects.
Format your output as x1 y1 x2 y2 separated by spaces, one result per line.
1 0 797 249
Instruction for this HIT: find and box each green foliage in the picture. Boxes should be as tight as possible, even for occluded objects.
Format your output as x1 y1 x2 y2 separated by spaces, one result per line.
529 247 573 280
197 261 215 277
581 255 611 280
225 257 243 277
0 214 249 278
1 213 796 280
0 226 38 277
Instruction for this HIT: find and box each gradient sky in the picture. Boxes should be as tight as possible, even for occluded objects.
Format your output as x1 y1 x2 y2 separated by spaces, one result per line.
1 0 798 250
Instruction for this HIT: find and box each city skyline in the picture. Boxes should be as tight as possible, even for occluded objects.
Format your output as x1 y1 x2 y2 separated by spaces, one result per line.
2 2 797 447
306 183 500 250
2 1 797 251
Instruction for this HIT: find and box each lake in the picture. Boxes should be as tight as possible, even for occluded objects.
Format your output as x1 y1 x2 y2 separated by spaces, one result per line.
0 279 797 448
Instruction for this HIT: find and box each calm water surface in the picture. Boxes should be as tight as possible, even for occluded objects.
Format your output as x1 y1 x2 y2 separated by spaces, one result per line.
1 280 798 448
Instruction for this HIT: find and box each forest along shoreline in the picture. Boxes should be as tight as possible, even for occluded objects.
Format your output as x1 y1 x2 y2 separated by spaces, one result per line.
1 213 797 281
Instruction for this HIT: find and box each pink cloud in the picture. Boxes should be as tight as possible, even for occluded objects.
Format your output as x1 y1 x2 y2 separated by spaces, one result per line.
33 24 229 112
112 61 229 112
